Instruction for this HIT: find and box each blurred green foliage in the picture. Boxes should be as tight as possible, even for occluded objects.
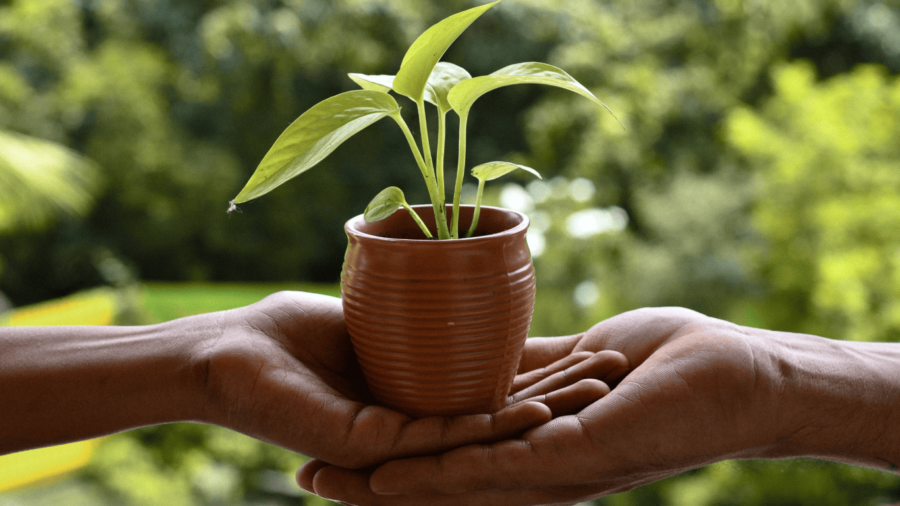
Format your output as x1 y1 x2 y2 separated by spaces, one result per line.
0 130 100 236
726 62 900 342
2 0 900 503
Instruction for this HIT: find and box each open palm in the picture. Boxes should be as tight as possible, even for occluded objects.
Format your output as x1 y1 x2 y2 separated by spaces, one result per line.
306 307 786 505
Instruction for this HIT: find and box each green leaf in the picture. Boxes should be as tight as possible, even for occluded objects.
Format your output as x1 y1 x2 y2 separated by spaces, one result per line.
448 62 620 123
234 90 399 203
348 73 395 93
471 161 542 182
364 186 407 222
393 1 499 103
424 62 472 113
348 64 472 113
364 186 433 238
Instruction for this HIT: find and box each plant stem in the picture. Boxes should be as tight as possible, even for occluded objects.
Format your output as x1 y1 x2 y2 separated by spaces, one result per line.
466 178 486 238
417 100 451 234
402 204 434 239
451 113 469 239
436 111 447 206
417 100 435 174
391 112 451 240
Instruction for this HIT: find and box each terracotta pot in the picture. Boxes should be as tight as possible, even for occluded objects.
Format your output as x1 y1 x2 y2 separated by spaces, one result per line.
341 204 536 418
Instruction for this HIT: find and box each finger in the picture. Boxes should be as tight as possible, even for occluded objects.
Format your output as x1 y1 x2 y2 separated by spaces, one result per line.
577 307 706 365
512 379 610 417
313 464 600 506
291 388 552 469
344 401 552 468
370 417 593 495
510 351 594 394
312 466 369 504
517 335 582 374
510 351 628 404
374 440 536 495
296 458 329 493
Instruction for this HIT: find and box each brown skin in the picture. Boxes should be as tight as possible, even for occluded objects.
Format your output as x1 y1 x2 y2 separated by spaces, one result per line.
303 307 900 506
0 291 559 468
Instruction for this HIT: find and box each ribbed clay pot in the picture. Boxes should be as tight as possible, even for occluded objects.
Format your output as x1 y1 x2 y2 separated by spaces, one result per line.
341 204 535 418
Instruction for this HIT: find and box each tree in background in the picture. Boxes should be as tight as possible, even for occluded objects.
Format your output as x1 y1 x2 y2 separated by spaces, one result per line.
726 62 900 342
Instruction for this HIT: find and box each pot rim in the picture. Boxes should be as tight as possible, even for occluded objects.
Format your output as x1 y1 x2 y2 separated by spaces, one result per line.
345 204 530 243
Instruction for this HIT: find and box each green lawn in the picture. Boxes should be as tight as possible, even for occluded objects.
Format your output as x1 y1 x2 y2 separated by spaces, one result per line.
141 282 341 323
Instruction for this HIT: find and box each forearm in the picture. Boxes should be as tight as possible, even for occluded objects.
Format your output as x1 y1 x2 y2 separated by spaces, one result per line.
0 317 211 455
760 329 900 471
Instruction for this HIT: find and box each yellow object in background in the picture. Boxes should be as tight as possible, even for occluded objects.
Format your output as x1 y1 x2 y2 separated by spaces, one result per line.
0 288 115 327
0 289 115 491
0 440 101 491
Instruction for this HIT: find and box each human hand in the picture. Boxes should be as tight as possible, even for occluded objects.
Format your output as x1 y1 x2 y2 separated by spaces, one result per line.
190 291 555 469
304 307 797 504
295 319 632 495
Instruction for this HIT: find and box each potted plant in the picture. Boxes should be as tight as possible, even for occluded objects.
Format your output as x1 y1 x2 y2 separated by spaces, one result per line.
229 1 618 417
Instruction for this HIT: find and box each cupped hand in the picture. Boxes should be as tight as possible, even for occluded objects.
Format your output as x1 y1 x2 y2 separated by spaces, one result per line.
306 307 789 505
190 291 552 469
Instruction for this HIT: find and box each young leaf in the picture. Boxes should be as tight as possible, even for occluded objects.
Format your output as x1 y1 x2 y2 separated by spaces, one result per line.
449 63 619 238
471 161 542 182
364 186 407 222
467 162 541 238
348 73 395 93
364 186 433 239
348 64 472 113
424 62 472 113
233 90 399 203
448 62 620 123
393 1 499 103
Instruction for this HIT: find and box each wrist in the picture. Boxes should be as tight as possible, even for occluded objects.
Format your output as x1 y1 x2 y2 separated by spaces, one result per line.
762 329 900 471
154 312 226 424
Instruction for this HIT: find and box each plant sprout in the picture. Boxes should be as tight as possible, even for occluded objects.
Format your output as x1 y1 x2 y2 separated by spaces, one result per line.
467 161 541 237
230 0 619 240
364 186 433 239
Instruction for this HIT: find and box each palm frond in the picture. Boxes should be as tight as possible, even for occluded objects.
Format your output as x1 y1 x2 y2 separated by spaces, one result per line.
0 130 101 234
